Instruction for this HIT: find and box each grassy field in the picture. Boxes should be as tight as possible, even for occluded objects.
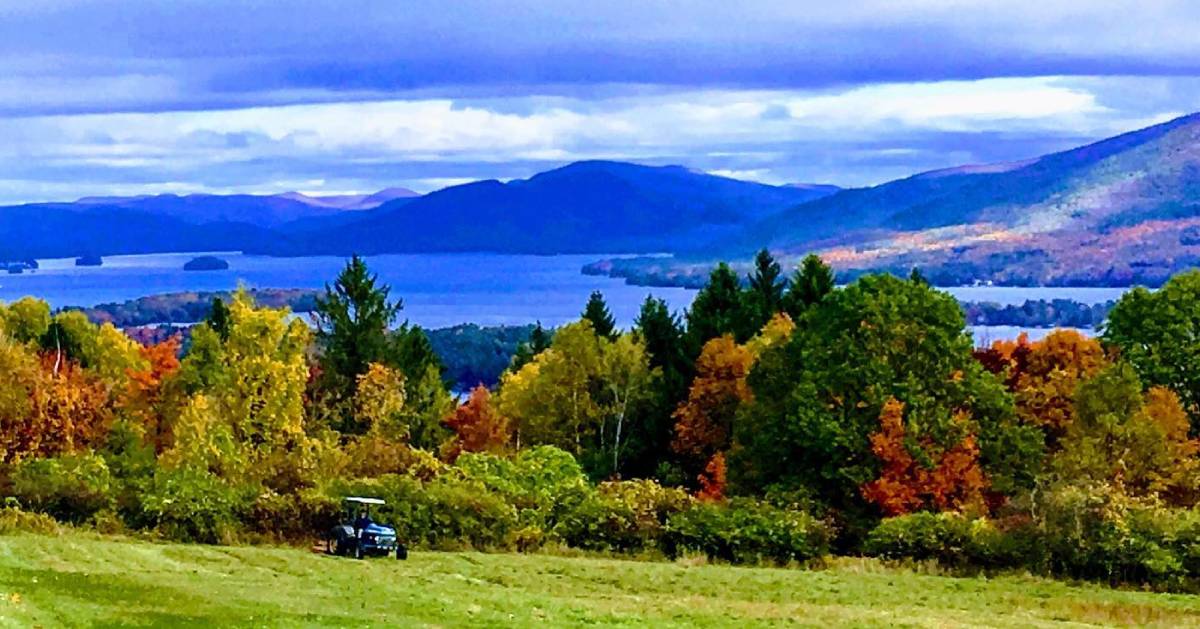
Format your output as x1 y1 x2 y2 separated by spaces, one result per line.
2 534 1200 627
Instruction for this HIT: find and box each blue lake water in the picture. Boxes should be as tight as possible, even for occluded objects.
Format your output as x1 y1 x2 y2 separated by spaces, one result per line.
0 252 1129 340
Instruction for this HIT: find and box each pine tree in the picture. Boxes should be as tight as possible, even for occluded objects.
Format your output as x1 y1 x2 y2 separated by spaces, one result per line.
746 249 784 330
206 297 231 340
313 255 403 401
686 263 748 351
630 296 692 478
511 321 552 370
782 254 835 319
582 290 617 339
909 267 928 286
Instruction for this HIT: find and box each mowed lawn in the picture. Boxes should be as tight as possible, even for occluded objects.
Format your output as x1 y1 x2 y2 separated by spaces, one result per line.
2 534 1200 627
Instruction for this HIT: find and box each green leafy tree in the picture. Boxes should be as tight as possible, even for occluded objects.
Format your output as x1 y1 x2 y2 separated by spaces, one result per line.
498 320 658 478
781 254 835 319
1104 270 1200 429
0 297 51 345
732 273 1041 515
582 290 617 340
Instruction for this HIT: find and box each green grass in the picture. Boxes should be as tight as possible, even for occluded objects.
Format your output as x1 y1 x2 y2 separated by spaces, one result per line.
2 534 1200 627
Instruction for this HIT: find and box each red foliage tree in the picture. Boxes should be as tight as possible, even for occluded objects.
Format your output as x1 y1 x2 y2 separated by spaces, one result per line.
861 398 987 516
696 452 727 502
671 336 753 475
441 385 510 462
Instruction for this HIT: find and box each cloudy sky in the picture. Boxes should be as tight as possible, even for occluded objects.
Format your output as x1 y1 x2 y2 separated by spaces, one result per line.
2 0 1199 203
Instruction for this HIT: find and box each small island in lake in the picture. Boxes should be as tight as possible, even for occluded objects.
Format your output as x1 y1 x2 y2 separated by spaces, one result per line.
183 255 230 271
75 255 103 267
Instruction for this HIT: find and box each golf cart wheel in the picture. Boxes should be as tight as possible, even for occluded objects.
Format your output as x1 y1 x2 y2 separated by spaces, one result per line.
396 544 408 561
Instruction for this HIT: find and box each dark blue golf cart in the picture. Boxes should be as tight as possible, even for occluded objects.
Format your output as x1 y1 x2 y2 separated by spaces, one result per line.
326 496 407 560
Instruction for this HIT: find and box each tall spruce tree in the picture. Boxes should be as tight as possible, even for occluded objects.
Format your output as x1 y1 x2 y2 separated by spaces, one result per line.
630 295 692 478
582 290 618 339
206 297 231 340
313 255 403 400
746 249 784 330
782 254 835 319
686 262 749 351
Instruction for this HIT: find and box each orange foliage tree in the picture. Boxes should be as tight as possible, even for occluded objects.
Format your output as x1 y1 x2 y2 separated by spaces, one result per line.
122 337 182 452
0 346 112 464
696 452 727 501
441 385 510 462
671 335 753 476
976 329 1107 444
861 398 987 516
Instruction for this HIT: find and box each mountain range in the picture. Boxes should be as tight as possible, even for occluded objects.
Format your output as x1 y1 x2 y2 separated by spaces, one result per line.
592 112 1200 287
0 163 837 260
3 112 1200 287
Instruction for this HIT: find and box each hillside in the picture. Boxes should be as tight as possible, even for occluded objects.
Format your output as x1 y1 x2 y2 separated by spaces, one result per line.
269 161 839 255
597 113 1200 287
4 534 1197 627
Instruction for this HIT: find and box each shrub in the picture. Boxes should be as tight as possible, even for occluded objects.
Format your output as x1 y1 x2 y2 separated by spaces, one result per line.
0 506 62 535
863 512 1030 569
247 488 340 542
663 498 832 565
455 446 591 532
139 467 249 543
557 479 692 553
9 454 116 524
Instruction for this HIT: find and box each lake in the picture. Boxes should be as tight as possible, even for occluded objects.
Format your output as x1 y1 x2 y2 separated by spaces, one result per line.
0 252 1129 340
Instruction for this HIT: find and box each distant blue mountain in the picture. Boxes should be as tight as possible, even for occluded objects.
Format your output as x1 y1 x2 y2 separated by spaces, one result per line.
0 162 838 260
269 161 839 255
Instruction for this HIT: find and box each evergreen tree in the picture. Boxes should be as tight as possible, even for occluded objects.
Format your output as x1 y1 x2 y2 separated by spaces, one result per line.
686 263 749 352
313 256 403 400
909 267 929 286
782 254 835 319
746 249 784 330
582 290 618 339
206 297 231 340
630 296 692 478
511 321 552 370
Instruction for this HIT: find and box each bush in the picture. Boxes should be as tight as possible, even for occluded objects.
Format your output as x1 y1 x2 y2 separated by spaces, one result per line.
1033 484 1193 587
247 489 340 542
863 512 1030 569
0 506 62 535
331 474 518 550
139 467 250 543
664 499 832 565
557 480 692 553
455 446 591 532
9 454 116 524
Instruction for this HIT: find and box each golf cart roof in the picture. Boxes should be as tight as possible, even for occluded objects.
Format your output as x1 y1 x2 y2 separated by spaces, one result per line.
343 496 386 505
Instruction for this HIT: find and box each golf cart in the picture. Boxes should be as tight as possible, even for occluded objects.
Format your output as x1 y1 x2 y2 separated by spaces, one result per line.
326 497 407 560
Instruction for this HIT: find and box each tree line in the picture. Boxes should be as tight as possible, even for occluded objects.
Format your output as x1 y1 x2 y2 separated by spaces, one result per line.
7 251 1200 588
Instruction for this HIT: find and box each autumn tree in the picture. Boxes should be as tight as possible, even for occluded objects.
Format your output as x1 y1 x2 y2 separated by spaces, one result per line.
672 336 753 479
861 398 987 516
165 290 315 491
121 337 182 452
1054 364 1200 503
497 320 657 478
441 385 510 462
0 297 51 345
0 334 111 464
